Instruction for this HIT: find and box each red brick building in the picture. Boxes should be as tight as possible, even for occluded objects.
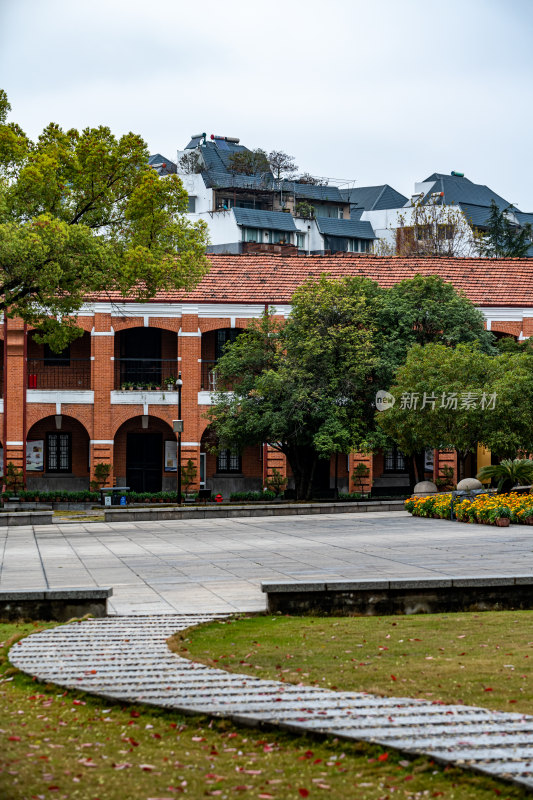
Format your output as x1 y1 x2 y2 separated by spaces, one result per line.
3 254 532 496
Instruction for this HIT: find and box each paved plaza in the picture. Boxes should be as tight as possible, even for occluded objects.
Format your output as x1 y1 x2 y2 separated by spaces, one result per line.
1 510 532 615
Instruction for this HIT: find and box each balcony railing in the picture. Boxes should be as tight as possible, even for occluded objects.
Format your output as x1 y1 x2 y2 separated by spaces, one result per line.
201 360 218 391
200 361 235 392
114 359 180 390
27 359 91 390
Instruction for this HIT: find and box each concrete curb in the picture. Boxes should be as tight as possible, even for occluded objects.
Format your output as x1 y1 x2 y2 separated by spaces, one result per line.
262 575 533 615
0 587 112 620
104 499 406 522
0 510 53 526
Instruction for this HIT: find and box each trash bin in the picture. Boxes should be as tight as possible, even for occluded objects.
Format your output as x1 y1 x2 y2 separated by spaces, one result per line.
100 487 129 507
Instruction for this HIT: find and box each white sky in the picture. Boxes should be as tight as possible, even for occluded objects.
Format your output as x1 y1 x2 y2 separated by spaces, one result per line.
1 0 532 208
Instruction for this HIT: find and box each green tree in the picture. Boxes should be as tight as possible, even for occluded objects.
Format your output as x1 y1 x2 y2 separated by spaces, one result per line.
208 276 384 500
377 274 495 386
227 148 269 176
0 90 209 349
209 275 499 497
476 200 532 258
377 344 533 482
377 343 496 482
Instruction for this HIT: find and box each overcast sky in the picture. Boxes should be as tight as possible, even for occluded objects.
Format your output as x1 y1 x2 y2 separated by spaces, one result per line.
1 0 532 208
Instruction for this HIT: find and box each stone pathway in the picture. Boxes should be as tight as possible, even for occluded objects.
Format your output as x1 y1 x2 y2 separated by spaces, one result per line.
8 615 533 791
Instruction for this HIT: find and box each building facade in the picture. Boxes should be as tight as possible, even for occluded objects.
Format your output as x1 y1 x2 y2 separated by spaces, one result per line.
2 253 532 497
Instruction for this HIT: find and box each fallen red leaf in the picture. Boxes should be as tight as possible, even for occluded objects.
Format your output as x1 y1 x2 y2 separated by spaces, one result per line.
299 790 310 798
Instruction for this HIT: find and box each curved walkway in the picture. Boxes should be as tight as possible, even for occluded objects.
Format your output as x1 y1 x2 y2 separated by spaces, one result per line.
9 615 533 791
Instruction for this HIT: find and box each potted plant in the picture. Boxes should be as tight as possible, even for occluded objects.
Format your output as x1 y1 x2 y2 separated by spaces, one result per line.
4 462 24 500
521 508 533 525
488 505 511 527
181 458 198 501
165 375 176 390
264 468 287 499
352 463 370 497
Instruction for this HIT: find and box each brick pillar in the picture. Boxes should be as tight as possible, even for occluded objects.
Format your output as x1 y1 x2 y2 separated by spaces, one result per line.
90 314 114 486
266 446 286 486
4 318 26 481
179 315 201 490
351 451 373 493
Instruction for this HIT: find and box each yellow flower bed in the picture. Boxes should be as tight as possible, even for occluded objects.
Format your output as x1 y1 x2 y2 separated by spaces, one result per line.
405 491 533 525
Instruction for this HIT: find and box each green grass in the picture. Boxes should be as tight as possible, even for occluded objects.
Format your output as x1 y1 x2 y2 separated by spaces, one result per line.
0 621 530 800
171 611 533 716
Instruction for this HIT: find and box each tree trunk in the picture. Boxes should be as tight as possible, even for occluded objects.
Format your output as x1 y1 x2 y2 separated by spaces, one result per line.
285 446 318 501
414 450 426 484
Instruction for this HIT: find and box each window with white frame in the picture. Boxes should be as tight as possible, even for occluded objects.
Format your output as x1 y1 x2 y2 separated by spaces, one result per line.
187 196 196 213
270 230 292 245
242 227 259 242
296 232 306 250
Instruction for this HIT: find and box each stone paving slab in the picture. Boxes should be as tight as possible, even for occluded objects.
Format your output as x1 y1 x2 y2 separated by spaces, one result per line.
2 512 533 614
8 615 533 791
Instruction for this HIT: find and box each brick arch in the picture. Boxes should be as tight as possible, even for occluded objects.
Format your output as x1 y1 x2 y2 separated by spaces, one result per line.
113 318 181 335
111 409 177 439
113 414 176 492
27 413 91 441
26 407 93 437
26 414 91 485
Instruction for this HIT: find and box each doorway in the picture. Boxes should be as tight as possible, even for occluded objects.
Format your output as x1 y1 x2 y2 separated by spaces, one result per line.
120 327 162 385
126 432 162 492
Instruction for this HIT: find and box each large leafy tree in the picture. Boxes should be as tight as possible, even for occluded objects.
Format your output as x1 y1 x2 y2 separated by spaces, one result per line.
209 276 385 499
376 274 495 386
209 274 497 498
377 344 533 481
0 90 209 349
476 200 532 258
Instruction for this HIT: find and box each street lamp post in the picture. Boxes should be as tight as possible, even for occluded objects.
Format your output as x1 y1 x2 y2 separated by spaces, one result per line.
174 372 183 505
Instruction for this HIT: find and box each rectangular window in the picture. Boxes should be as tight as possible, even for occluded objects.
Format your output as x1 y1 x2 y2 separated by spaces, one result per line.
46 432 71 473
242 227 259 242
347 239 359 252
216 449 241 473
437 223 454 240
272 230 291 245
313 203 343 219
44 344 70 367
199 452 206 487
296 233 306 250
187 196 196 212
416 224 432 241
215 328 241 361
384 446 406 472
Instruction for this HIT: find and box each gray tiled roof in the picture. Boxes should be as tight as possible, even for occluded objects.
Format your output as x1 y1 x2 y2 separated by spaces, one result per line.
315 217 376 239
458 203 494 228
200 141 274 190
515 211 533 227
149 154 177 175
423 174 511 210
282 181 344 202
340 185 408 210
232 208 297 232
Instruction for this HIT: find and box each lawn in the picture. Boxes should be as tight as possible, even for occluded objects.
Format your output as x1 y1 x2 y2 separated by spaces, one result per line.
170 611 533 715
0 620 529 800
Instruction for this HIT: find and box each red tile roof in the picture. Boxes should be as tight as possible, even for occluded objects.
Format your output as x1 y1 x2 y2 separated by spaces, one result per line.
97 254 533 307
